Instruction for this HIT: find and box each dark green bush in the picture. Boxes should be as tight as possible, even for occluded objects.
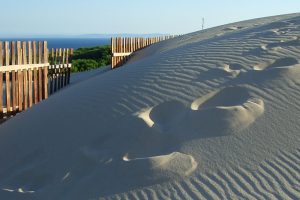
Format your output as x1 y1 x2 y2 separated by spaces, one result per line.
71 45 111 72
71 59 99 72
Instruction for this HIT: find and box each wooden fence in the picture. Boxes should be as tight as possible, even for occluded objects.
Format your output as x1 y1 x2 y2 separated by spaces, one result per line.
49 48 73 95
0 41 73 119
111 36 176 69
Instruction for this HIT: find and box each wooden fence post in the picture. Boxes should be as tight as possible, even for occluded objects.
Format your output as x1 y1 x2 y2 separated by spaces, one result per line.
22 41 28 110
0 72 2 115
43 41 48 99
4 42 11 112
0 42 3 113
0 41 3 66
68 48 73 84
38 41 43 102
28 41 32 108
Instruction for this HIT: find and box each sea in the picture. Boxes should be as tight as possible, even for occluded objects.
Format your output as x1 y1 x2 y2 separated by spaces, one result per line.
0 38 111 49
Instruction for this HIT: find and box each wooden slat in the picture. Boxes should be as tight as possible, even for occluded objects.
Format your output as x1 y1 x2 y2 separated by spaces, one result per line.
43 41 48 63
66 49 69 64
28 41 32 64
43 66 48 99
38 67 42 101
20 49 23 64
22 41 27 64
54 66 57 92
67 64 70 85
18 70 23 111
51 48 54 64
23 70 28 110
62 48 66 64
27 41 33 107
123 37 126 52
5 41 9 66
67 50 71 84
115 38 118 53
124 38 126 52
60 64 63 88
57 65 61 90
113 52 132 57
59 48 62 64
49 66 53 95
28 69 33 107
15 45 23 111
0 63 50 72
15 69 19 109
11 71 16 111
33 68 38 104
43 41 48 99
17 41 22 65
63 64 67 86
60 64 64 87
59 64 62 89
38 41 42 64
0 72 3 113
55 48 58 64
0 41 3 66
121 37 124 52
118 37 121 53
11 41 16 65
5 71 11 112
33 41 37 64
111 38 114 54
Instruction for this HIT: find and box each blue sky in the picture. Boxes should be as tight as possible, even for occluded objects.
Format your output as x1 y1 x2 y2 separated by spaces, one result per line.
0 0 299 36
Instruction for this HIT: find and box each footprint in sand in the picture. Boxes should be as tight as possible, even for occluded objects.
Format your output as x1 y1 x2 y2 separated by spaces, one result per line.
122 152 198 179
244 37 300 56
251 57 300 83
249 29 281 39
253 57 299 71
215 33 225 37
222 63 243 77
222 26 244 31
284 18 300 25
265 38 300 49
243 45 270 56
259 21 291 30
139 86 264 138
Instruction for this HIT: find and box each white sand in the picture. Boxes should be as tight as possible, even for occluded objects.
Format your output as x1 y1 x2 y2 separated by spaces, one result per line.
1 13 300 199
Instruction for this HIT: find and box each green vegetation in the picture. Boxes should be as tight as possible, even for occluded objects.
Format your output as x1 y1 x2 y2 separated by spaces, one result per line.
71 45 111 72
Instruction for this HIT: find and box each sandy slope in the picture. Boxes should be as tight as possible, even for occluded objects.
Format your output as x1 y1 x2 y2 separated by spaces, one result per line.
0 13 300 200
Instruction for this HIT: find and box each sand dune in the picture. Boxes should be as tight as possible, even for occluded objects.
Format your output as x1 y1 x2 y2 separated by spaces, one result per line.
0 13 300 199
